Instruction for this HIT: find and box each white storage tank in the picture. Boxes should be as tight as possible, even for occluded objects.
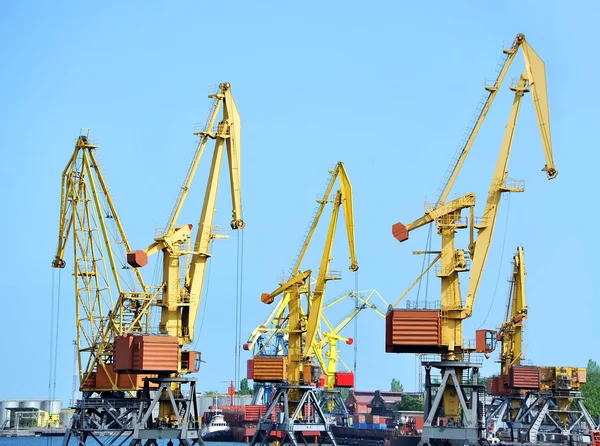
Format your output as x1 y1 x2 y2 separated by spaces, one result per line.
217 396 230 407
237 395 252 406
41 400 62 415
19 400 41 409
0 401 19 428
196 395 212 416
59 409 75 427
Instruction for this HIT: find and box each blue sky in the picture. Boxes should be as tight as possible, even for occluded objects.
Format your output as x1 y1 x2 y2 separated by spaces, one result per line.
0 1 598 405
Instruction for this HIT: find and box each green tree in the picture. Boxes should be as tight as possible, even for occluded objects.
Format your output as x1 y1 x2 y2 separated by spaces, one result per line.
395 395 424 411
337 388 350 400
204 390 219 396
479 376 490 392
582 359 600 419
237 378 254 396
391 378 404 392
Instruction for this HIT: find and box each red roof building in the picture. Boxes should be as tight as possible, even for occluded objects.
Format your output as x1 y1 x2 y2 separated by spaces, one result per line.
345 390 423 416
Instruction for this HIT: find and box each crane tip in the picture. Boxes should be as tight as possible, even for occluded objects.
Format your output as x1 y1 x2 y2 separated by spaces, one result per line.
51 258 66 268
231 219 245 229
545 167 558 179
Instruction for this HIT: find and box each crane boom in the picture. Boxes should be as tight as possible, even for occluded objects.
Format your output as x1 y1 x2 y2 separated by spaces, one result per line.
184 86 243 341
437 34 556 208
521 41 557 177
463 76 527 317
464 56 556 316
127 82 243 346
165 98 223 233
303 163 357 359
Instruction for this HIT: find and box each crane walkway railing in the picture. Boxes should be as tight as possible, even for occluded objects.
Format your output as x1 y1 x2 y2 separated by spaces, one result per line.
288 169 336 277
434 40 514 206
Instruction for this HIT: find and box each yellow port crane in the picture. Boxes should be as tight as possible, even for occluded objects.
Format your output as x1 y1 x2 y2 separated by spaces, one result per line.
315 291 387 391
125 82 243 421
52 131 154 393
249 162 358 446
246 289 386 391
251 162 357 388
245 288 386 405
498 246 527 377
485 247 597 442
386 34 556 446
53 82 243 446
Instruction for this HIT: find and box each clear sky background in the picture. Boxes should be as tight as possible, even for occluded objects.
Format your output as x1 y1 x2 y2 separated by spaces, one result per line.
1 1 598 405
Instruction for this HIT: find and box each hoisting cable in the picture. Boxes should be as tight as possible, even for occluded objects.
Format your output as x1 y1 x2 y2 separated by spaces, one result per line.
47 268 61 445
47 270 55 446
478 194 511 328
150 253 162 333
53 270 62 399
353 271 359 384
415 223 434 307
234 229 245 393
193 249 213 351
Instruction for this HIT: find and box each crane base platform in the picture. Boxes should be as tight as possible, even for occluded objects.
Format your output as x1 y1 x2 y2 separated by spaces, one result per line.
249 385 346 446
418 360 485 446
63 377 202 446
497 391 598 445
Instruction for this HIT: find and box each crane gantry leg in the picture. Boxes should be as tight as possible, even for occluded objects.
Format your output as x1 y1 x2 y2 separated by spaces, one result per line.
249 385 338 446
419 360 485 446
62 378 202 446
507 391 597 444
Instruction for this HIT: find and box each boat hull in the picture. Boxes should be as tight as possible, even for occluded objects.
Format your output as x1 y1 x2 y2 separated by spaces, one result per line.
201 428 234 442
332 425 421 446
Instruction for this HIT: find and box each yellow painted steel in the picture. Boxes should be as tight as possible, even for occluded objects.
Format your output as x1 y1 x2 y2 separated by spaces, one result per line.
52 133 153 391
394 34 556 360
498 246 527 376
53 83 243 395
495 249 588 425
316 291 387 390
249 162 359 391
391 35 557 421
134 82 243 345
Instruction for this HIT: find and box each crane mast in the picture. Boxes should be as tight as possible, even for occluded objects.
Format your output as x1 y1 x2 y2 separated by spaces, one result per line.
387 34 557 446
498 246 527 376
